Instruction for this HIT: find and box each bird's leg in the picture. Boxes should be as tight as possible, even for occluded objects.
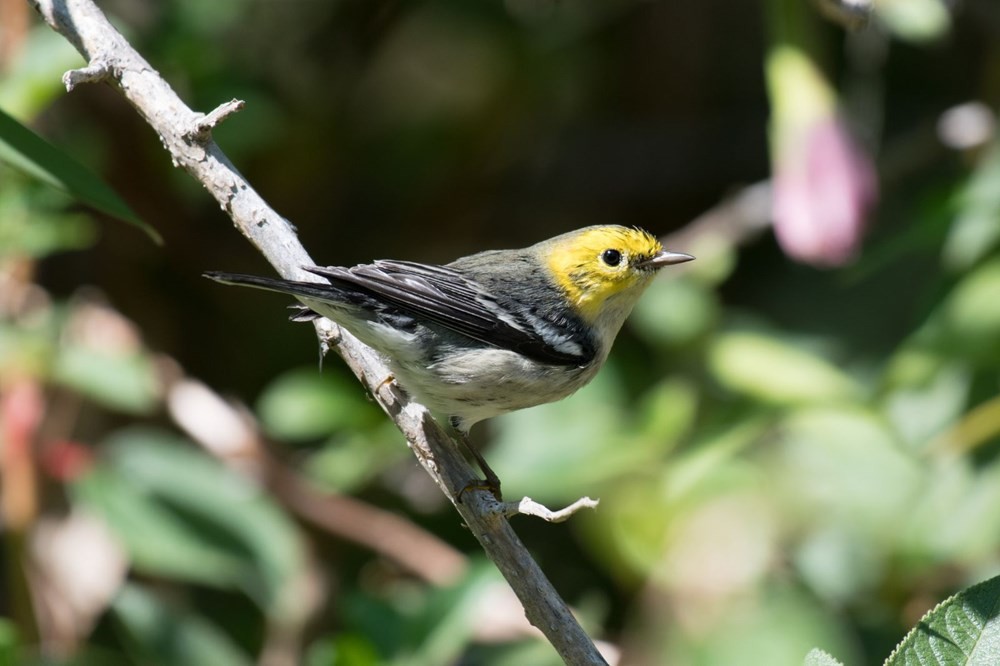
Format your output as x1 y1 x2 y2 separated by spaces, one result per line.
373 378 499 499
453 431 503 503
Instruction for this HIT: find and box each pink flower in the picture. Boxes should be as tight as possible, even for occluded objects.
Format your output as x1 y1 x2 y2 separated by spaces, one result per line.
772 115 878 267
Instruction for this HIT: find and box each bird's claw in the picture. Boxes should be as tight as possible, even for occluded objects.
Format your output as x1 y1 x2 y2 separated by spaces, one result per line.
374 373 396 393
457 476 502 503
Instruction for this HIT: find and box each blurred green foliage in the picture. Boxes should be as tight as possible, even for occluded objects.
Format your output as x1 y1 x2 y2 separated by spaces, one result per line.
3 0 1000 664
0 108 148 236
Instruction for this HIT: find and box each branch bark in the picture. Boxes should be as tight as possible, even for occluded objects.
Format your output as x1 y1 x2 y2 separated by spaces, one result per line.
28 1 609 663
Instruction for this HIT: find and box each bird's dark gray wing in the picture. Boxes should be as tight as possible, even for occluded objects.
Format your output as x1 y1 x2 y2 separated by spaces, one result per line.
304 260 593 366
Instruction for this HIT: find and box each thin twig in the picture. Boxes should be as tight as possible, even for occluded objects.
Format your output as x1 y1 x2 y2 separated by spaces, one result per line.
501 497 600 522
275 470 469 586
62 58 111 90
184 98 245 141
29 1 609 663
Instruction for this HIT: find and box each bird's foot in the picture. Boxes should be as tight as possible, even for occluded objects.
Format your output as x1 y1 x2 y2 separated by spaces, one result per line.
457 475 503 503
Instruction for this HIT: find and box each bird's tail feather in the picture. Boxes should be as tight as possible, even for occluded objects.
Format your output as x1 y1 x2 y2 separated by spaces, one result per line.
203 271 338 301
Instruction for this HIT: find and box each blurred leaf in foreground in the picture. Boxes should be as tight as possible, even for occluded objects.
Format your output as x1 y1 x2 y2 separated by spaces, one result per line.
629 275 718 349
256 366 383 441
899 456 1000 565
876 0 951 43
582 419 766 582
113 584 250 666
709 332 860 405
488 365 692 501
52 343 160 415
74 428 305 619
0 106 159 243
941 257 1000 362
0 168 97 258
339 561 507 666
49 299 161 415
0 619 18 665
0 27 84 117
944 139 1000 271
304 634 381 666
775 406 921 532
659 582 858 666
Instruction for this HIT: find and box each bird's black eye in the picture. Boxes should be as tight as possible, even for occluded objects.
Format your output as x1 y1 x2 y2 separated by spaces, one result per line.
601 249 622 267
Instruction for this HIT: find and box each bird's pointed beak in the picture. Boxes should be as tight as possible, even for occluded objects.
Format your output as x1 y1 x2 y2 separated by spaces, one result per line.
640 250 695 269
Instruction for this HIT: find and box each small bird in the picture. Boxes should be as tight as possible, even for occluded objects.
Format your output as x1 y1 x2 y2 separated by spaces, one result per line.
205 225 693 499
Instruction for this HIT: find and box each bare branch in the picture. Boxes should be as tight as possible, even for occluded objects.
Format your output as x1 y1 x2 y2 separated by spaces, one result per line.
29 0 610 663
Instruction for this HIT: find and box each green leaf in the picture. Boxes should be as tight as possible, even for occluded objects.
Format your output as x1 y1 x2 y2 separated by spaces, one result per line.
630 276 717 347
0 28 84 117
52 344 160 415
662 417 769 504
776 407 922 533
340 562 501 666
489 365 683 500
401 564 500 666
900 458 1000 565
305 635 382 666
257 367 382 441
0 192 97 258
944 141 1000 270
0 106 160 243
305 426 407 493
886 575 1000 665
74 466 251 587
633 378 698 447
794 523 883 606
0 313 56 377
664 582 858 666
709 332 860 405
581 418 767 580
0 618 18 666
942 258 1000 361
74 429 305 618
113 584 250 666
876 0 951 44
804 648 845 666
882 362 970 446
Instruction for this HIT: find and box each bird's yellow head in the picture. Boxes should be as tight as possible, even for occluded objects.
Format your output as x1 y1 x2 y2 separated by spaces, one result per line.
541 225 692 323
